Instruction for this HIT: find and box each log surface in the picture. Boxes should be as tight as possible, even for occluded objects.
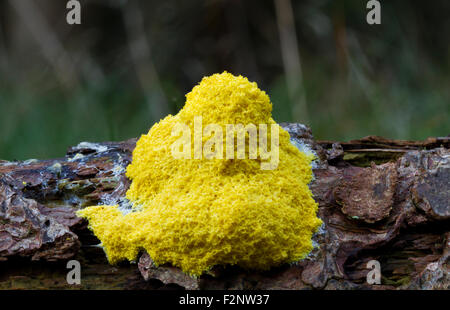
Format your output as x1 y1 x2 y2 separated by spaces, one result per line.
0 124 448 290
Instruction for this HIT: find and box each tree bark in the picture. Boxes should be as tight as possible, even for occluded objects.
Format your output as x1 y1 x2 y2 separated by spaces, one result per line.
0 124 448 290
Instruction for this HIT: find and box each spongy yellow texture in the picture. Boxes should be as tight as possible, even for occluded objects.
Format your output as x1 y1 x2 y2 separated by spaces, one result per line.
77 72 322 276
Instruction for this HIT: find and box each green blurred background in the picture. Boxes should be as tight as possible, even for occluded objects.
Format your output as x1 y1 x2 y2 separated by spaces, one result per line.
0 0 449 160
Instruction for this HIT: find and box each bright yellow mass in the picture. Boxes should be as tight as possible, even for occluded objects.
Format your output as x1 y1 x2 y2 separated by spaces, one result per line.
77 72 322 276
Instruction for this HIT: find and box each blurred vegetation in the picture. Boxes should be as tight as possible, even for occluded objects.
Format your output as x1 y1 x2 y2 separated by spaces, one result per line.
0 0 449 160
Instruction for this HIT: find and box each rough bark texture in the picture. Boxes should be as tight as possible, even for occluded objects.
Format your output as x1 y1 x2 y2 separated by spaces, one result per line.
0 124 448 290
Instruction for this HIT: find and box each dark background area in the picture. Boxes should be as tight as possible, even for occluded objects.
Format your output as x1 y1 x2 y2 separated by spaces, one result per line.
0 0 449 160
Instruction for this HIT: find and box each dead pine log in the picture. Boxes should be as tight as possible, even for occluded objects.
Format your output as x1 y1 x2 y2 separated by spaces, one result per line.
0 123 449 290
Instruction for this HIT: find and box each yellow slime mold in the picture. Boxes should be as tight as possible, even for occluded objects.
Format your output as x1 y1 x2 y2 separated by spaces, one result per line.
77 72 322 276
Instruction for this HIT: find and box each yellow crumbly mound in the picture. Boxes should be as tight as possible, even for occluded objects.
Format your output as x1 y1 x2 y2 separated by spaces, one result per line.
77 72 322 276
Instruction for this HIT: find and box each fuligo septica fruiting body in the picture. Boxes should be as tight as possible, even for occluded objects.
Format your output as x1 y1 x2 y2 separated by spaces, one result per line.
77 72 322 276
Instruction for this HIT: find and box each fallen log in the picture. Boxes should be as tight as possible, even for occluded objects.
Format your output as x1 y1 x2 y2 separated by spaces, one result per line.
0 124 448 289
